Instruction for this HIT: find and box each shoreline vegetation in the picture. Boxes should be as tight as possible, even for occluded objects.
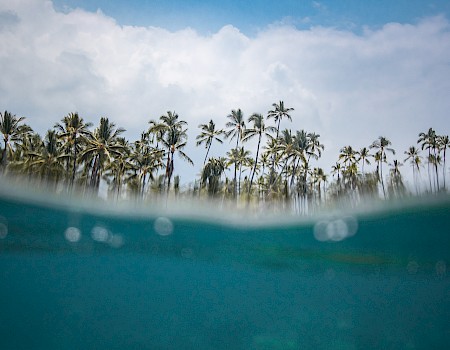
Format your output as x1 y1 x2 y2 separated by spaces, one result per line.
1 103 448 215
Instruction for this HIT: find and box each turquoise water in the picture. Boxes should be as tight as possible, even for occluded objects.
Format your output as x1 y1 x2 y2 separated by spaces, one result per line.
0 189 449 349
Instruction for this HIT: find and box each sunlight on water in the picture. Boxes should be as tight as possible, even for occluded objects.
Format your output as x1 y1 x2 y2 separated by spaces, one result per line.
154 217 174 236
64 226 81 242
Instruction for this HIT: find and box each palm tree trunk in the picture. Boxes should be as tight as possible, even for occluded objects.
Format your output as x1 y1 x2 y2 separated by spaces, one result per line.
434 147 440 190
380 153 386 198
71 137 77 189
427 149 432 192
443 149 447 190
203 142 212 165
1 139 8 168
234 137 239 198
249 133 261 194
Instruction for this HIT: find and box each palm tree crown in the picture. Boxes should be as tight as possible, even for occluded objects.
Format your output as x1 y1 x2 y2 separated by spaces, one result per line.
1 110 32 168
196 119 223 165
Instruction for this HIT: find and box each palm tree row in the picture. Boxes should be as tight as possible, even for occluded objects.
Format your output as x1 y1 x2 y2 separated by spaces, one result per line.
1 108 448 213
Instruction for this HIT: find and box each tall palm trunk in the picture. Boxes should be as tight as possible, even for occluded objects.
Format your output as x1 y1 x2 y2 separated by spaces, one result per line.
426 148 432 192
1 139 7 168
433 146 440 191
166 149 175 193
380 152 386 198
234 137 239 197
71 138 78 188
248 133 261 194
203 142 212 165
443 148 447 190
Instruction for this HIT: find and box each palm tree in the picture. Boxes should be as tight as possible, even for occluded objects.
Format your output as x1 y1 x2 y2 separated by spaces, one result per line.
312 167 327 202
224 109 246 197
242 113 276 194
80 117 126 191
306 132 324 163
158 111 193 192
438 135 449 190
0 110 32 169
103 137 133 199
418 128 437 192
388 159 404 198
291 130 309 196
339 145 358 170
370 136 395 198
267 101 294 139
29 130 66 186
7 132 42 178
226 147 252 196
54 112 92 188
196 119 223 165
358 147 372 174
129 133 164 197
267 101 293 186
404 146 422 195
201 157 226 196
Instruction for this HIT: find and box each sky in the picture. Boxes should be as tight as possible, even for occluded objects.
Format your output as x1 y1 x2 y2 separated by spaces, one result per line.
1 0 450 187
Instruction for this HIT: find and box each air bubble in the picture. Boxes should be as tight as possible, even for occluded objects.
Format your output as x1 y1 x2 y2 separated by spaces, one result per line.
154 217 173 236
64 227 81 242
108 234 124 248
91 225 110 242
314 216 358 242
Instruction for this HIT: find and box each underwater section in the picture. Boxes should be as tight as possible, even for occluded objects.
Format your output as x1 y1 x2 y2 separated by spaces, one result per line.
0 184 449 349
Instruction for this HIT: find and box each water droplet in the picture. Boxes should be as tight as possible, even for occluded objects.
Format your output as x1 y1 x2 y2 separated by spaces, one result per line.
154 217 173 236
436 260 446 278
64 227 81 243
0 224 7 239
91 225 110 242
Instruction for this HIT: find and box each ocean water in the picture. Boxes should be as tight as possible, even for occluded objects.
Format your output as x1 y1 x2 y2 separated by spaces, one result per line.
0 186 449 349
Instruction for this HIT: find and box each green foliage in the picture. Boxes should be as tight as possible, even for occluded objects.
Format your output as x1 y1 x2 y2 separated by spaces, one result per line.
1 106 448 213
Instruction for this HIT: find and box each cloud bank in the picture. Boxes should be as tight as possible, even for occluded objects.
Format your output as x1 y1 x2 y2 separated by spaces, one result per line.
1 0 449 183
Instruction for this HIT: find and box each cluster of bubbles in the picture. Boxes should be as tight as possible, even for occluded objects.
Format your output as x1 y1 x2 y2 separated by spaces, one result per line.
313 215 358 242
62 216 176 249
63 224 124 248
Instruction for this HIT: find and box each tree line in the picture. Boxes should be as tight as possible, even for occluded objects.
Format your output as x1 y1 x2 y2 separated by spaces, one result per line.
0 104 448 213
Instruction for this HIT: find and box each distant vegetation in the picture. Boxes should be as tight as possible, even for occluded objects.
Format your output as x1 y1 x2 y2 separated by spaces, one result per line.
0 105 448 214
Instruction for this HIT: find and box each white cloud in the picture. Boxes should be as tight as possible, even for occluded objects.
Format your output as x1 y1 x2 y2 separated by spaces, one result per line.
1 0 449 184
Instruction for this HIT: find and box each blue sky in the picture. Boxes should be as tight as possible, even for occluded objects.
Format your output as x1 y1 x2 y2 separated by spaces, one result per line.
1 0 449 187
53 0 450 34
